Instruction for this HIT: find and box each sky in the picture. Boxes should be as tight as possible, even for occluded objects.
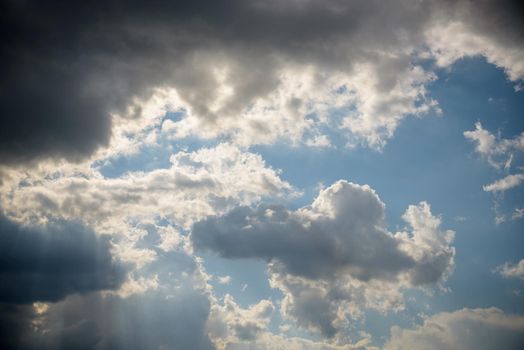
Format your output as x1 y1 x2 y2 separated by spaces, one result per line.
0 1 524 349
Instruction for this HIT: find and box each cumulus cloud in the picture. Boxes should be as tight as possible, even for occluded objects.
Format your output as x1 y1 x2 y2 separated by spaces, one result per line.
2 0 523 164
384 307 524 350
0 144 293 236
496 259 524 280
207 293 374 350
193 180 455 337
208 294 274 344
426 0 524 82
0 214 126 304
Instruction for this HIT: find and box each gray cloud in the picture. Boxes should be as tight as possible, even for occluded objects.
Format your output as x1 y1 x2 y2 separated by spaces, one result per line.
0 291 213 350
2 0 522 163
384 307 524 350
192 202 414 283
192 180 455 337
192 181 450 284
0 243 213 350
0 214 126 304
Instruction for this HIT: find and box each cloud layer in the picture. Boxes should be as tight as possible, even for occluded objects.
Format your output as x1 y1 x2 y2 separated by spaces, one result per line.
2 0 523 163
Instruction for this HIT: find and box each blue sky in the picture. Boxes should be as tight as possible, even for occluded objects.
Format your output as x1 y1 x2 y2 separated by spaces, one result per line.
1 1 524 349
200 56 524 344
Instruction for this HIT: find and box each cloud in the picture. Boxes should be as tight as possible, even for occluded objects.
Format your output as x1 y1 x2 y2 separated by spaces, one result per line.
207 293 373 350
208 294 274 344
0 144 294 237
512 208 524 220
222 332 373 350
384 308 524 350
192 180 455 337
217 276 232 285
496 259 524 280
464 122 524 220
483 173 524 192
0 214 126 304
464 122 524 170
2 0 522 164
194 181 412 281
0 236 215 350
426 0 524 82
0 291 214 350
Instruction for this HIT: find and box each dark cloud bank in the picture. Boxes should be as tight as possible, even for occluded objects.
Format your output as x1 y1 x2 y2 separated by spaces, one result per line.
0 213 213 350
0 214 129 349
0 291 213 350
0 214 126 304
1 0 523 163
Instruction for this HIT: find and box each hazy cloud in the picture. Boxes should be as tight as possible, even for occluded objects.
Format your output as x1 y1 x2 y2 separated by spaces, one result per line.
483 173 524 193
0 214 126 304
496 259 524 280
384 308 524 350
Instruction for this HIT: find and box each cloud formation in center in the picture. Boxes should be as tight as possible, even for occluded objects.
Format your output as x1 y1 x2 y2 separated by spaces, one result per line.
193 180 455 336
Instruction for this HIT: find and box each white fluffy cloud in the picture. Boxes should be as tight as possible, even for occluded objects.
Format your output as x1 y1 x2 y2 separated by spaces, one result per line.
464 122 524 221
208 294 274 345
426 21 524 82
496 259 524 280
168 56 439 150
0 144 293 230
0 144 294 270
464 122 524 170
207 293 374 350
193 180 455 337
384 308 524 350
483 174 524 193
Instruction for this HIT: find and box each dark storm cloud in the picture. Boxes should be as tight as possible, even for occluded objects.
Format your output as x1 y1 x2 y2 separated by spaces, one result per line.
0 292 213 350
0 0 425 163
3 0 521 163
0 214 126 304
0 251 213 350
0 304 39 350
